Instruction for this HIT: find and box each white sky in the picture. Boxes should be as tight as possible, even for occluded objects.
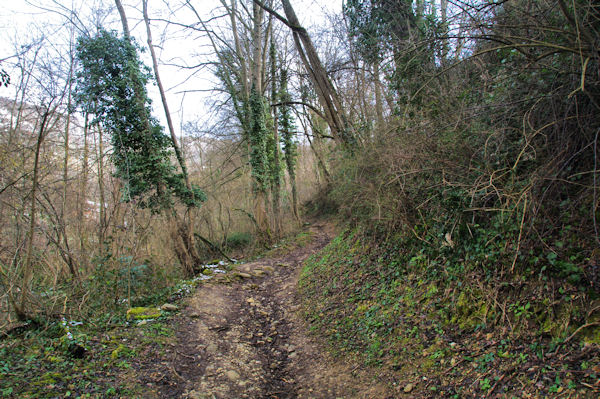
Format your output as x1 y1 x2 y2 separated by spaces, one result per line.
0 0 343 136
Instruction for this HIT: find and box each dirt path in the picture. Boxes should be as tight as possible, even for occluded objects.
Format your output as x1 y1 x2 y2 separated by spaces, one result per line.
153 222 392 399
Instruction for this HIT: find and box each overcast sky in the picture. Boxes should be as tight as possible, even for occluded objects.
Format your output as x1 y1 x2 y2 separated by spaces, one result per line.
0 0 342 136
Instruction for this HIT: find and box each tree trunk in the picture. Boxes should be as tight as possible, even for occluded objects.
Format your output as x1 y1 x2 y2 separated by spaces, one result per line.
440 0 449 64
95 121 106 245
61 59 79 280
142 0 190 187
16 108 52 320
78 112 89 270
373 61 384 128
114 0 131 38
302 114 331 185
114 0 153 136
143 0 201 276
251 2 265 93
278 0 353 147
270 40 282 237
223 0 250 101
290 168 299 222
250 2 270 238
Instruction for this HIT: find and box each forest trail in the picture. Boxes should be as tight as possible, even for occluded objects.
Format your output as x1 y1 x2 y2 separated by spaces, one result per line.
151 222 393 399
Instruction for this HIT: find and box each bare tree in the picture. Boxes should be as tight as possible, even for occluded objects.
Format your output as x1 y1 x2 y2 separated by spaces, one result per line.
254 0 354 147
16 92 68 320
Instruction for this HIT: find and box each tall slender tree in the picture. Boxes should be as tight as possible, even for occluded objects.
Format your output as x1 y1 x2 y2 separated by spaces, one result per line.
279 68 299 221
16 100 63 320
142 0 204 274
269 40 283 236
75 28 205 275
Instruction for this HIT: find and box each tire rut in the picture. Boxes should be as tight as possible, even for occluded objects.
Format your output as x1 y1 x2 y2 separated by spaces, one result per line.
242 284 297 398
152 222 394 399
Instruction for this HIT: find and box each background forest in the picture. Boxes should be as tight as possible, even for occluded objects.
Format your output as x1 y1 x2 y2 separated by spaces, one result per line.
1 0 600 397
1 0 327 323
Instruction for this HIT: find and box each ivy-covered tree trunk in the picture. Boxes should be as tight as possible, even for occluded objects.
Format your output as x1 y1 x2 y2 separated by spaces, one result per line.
114 0 153 139
269 41 282 237
95 120 106 246
280 69 300 222
76 7 206 277
249 2 271 240
207 1 279 242
249 86 271 239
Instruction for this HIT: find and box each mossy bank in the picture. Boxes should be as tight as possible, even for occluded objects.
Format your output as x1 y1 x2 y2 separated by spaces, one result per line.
299 228 600 397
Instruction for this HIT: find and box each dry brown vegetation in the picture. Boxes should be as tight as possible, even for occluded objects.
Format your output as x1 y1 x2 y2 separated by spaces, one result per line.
0 89 320 329
1 0 600 396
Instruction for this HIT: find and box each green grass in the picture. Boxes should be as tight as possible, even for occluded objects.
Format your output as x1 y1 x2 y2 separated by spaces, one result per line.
225 231 253 249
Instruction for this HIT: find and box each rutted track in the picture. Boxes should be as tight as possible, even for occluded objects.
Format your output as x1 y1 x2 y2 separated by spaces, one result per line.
152 222 393 399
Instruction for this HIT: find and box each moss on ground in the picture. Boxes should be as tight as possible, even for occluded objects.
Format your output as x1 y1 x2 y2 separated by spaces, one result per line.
299 228 600 397
126 307 162 320
0 274 198 398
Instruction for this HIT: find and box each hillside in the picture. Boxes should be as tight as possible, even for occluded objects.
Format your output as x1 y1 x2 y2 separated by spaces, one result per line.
1 0 600 397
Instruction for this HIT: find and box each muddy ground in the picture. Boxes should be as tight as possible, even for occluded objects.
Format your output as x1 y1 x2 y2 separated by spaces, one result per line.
137 222 394 398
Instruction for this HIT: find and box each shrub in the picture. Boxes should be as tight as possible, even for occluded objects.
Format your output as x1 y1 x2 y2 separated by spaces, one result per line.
225 231 253 249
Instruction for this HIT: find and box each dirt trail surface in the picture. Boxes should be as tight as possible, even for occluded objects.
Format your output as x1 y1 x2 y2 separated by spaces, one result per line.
149 222 393 398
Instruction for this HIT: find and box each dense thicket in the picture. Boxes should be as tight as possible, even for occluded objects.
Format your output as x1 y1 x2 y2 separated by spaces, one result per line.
332 0 600 290
297 2 600 395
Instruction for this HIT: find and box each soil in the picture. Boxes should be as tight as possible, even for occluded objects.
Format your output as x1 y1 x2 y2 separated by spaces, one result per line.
139 222 394 398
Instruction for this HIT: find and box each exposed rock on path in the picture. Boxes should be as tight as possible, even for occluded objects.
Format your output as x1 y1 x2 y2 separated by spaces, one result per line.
153 222 392 398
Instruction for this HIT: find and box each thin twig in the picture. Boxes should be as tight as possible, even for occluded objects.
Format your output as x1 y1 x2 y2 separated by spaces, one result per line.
593 128 600 246
486 373 506 398
564 322 600 343
170 364 185 381
176 350 195 360
441 358 466 375
510 195 528 273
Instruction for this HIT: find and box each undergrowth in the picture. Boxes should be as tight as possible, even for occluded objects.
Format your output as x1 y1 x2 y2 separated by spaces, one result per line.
0 265 209 398
0 225 311 398
300 225 600 397
0 313 174 398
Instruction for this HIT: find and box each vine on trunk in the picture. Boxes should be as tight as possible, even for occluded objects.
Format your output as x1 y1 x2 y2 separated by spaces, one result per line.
75 29 205 211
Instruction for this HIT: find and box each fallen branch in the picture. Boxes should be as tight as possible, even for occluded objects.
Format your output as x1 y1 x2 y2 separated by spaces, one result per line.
193 233 234 263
